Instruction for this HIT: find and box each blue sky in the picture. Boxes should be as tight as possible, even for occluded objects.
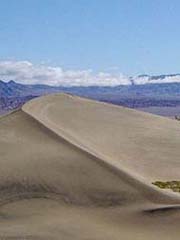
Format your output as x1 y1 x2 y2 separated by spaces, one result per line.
0 0 180 84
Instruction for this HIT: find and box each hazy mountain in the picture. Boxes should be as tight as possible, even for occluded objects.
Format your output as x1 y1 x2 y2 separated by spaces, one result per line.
1 78 180 115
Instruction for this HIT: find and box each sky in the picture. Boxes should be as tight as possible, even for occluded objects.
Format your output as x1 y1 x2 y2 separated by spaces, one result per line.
0 0 180 86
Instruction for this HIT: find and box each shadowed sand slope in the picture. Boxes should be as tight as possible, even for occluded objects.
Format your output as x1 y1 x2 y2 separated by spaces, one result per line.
0 93 180 239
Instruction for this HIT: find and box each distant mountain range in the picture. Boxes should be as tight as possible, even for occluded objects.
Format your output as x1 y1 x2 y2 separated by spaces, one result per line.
1 78 180 115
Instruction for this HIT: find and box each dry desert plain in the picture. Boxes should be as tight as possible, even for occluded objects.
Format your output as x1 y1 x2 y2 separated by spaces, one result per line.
0 94 180 239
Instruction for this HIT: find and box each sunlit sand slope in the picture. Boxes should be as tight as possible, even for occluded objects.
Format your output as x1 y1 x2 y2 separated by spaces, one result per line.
0 93 180 239
23 94 180 181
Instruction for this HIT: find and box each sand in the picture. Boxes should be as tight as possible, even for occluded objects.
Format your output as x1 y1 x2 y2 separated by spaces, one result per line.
0 93 180 239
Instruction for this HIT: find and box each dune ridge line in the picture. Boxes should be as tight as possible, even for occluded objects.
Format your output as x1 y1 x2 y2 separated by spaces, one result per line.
22 93 180 204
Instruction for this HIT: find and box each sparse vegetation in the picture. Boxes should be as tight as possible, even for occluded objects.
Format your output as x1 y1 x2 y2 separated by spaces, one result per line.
153 181 180 192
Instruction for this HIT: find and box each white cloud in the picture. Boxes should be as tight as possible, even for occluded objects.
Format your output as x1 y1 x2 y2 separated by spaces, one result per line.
0 60 130 86
1 60 180 86
133 75 180 85
133 75 150 84
149 75 180 84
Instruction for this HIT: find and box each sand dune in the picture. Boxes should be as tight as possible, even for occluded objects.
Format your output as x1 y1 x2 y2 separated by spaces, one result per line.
0 93 180 239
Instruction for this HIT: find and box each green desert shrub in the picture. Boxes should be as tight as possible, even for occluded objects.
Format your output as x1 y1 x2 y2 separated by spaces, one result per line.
152 181 180 193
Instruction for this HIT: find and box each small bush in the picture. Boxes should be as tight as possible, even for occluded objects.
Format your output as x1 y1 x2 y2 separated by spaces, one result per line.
152 181 180 193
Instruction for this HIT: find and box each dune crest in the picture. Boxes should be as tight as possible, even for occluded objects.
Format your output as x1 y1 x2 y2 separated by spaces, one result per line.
0 93 180 239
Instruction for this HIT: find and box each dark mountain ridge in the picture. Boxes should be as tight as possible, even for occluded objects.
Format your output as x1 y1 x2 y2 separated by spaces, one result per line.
1 80 180 115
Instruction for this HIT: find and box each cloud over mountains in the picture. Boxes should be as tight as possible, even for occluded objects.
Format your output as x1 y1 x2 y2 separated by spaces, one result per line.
0 61 130 86
0 60 180 86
